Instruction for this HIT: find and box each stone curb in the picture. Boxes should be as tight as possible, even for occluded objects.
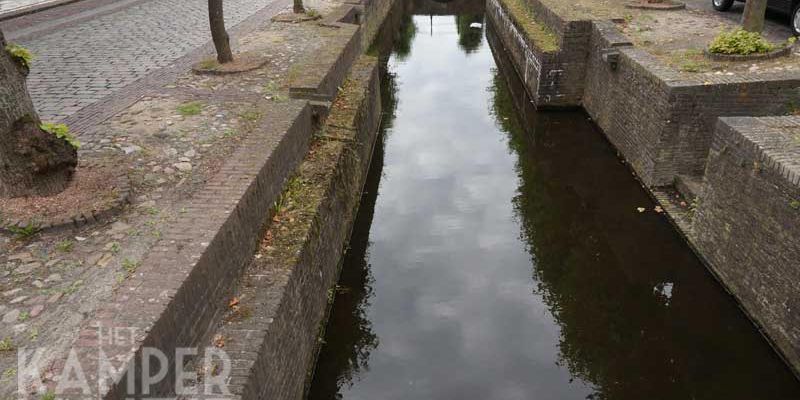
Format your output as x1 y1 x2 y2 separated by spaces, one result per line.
704 43 796 62
623 1 686 10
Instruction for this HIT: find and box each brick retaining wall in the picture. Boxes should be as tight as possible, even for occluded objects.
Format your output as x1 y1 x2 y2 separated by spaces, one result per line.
486 0 800 377
487 0 800 186
692 116 800 373
51 2 393 398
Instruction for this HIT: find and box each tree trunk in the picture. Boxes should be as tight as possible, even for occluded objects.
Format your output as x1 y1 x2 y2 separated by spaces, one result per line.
741 0 768 33
293 0 305 14
0 29 77 198
208 0 233 64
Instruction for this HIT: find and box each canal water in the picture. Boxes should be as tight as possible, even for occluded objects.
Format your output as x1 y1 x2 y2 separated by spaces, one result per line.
307 2 800 399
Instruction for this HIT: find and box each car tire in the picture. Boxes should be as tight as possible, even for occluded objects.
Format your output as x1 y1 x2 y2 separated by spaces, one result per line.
793 3 800 36
712 0 734 11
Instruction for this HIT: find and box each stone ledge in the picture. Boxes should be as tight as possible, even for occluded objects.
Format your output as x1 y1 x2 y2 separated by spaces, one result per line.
715 116 800 188
288 22 362 101
187 55 380 400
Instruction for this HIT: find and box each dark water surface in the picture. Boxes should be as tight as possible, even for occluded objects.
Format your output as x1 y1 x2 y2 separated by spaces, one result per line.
306 3 800 399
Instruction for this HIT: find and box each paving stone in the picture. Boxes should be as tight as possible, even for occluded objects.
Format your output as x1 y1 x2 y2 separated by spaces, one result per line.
47 293 63 304
109 221 131 233
2 310 19 323
24 296 45 305
16 0 280 121
13 324 27 334
86 252 103 266
14 262 40 274
174 162 193 172
30 305 45 318
7 253 32 262
96 253 114 268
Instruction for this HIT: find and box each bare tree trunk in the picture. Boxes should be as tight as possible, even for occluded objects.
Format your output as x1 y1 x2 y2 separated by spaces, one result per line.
742 0 768 33
209 0 233 64
293 0 305 14
0 29 77 198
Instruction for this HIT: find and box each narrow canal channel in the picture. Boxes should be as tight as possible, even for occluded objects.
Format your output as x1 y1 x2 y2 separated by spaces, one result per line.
308 1 800 398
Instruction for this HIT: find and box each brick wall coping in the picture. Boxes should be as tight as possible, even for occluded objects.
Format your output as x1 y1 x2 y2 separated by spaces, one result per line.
717 116 800 188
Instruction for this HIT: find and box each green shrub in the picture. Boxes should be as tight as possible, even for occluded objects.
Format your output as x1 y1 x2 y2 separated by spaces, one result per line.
4 43 33 68
40 122 80 149
708 29 776 55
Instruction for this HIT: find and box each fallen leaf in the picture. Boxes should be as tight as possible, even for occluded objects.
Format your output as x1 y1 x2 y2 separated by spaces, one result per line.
654 206 664 213
212 334 225 348
228 297 239 308
637 207 646 213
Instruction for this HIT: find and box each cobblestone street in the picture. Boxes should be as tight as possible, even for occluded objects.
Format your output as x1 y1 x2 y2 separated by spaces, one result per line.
1 0 281 121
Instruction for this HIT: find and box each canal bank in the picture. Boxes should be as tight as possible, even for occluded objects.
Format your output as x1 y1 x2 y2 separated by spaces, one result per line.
485 0 800 375
306 2 800 398
8 0 398 397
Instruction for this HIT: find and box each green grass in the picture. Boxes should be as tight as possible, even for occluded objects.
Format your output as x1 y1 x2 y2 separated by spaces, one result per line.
197 58 219 70
0 338 14 352
306 8 320 18
669 49 711 73
4 43 33 68
55 239 74 253
501 0 559 53
17 311 29 322
40 122 80 149
122 258 140 274
8 222 40 240
239 110 262 122
177 101 204 116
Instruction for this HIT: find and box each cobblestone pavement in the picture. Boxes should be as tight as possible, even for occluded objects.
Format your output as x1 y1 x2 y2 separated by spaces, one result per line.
4 0 280 121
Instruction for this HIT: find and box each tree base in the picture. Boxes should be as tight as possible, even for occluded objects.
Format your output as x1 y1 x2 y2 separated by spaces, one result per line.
624 0 686 10
704 42 795 61
271 12 322 23
0 119 78 198
191 52 272 75
0 160 130 235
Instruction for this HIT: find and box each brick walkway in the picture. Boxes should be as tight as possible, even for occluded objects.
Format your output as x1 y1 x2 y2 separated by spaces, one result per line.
2 0 281 121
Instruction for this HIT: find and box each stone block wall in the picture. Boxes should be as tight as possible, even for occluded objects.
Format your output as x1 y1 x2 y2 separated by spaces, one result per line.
583 22 800 186
486 0 589 107
692 116 800 372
